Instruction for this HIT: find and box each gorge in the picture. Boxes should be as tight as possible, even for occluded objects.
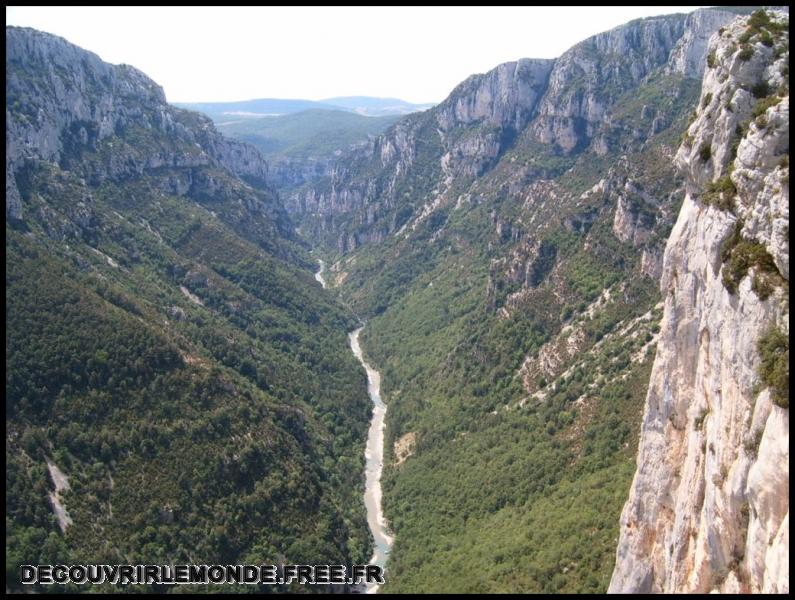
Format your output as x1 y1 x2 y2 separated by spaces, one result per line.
283 6 788 593
5 6 789 595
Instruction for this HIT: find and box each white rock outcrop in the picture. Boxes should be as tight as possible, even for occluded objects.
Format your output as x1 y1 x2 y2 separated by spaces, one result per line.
610 11 789 594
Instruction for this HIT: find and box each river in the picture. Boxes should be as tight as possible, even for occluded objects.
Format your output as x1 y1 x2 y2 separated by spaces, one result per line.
315 259 393 593
314 259 327 289
349 326 394 593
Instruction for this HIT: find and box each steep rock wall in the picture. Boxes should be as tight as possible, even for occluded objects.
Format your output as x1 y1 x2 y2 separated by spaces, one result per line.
6 26 278 221
610 11 789 593
288 8 736 253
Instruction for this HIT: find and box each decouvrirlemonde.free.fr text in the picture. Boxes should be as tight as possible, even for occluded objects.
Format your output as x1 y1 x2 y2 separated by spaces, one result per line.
21 564 384 586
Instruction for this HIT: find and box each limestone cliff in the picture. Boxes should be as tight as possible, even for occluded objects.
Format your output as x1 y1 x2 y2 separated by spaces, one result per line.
288 8 736 253
6 26 283 228
528 14 686 154
5 26 374 588
610 11 789 593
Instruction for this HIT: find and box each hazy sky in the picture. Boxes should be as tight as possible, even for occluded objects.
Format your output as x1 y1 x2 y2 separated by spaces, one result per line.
7 6 707 104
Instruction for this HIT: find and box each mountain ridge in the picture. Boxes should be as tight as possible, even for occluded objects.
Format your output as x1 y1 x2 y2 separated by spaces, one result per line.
286 6 787 592
285 8 740 255
6 24 373 592
5 6 789 594
175 96 434 119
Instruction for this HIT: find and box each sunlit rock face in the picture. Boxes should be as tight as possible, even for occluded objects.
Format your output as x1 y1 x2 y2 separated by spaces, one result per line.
6 26 281 223
609 11 789 594
287 9 737 253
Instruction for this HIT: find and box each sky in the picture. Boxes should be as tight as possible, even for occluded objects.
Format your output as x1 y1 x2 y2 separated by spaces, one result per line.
6 6 708 105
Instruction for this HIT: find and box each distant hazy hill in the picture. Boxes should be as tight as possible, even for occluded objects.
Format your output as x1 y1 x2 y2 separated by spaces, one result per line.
180 101 418 195
217 109 401 159
174 98 341 120
175 96 435 119
320 96 436 116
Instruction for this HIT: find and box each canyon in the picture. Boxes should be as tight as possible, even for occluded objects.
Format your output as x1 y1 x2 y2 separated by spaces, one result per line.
5 6 789 594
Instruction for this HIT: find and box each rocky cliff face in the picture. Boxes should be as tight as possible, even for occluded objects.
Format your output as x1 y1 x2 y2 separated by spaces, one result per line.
6 27 374 587
6 26 283 230
528 15 686 155
529 9 746 156
266 154 338 193
610 11 789 593
665 8 747 78
287 8 738 254
436 58 553 133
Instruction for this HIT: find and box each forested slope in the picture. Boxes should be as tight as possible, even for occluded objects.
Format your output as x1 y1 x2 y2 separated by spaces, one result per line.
6 26 371 592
